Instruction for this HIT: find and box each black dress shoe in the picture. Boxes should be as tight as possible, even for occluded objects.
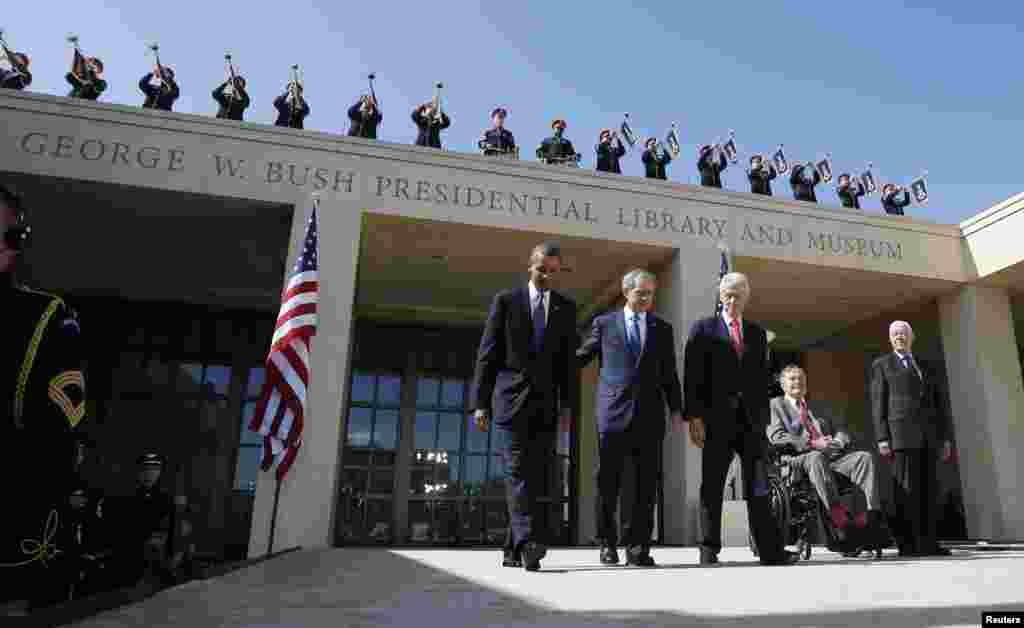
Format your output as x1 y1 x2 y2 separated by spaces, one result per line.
626 553 656 567
600 546 620 565
760 550 799 566
521 542 547 572
699 548 719 566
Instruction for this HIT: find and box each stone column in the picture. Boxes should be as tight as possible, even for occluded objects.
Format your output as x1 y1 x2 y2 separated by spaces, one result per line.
655 245 720 545
575 361 599 545
938 284 1024 541
249 200 363 556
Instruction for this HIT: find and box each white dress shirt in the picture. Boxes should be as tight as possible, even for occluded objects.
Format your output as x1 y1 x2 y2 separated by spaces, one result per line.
623 306 647 350
528 281 550 324
893 351 923 380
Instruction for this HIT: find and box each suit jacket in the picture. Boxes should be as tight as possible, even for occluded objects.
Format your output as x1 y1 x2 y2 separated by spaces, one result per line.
870 353 949 450
470 287 577 431
683 315 771 428
767 396 849 453
576 310 682 435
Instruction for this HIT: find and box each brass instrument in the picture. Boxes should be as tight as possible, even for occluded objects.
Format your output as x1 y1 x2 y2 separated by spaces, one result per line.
366 72 380 112
620 113 638 150
224 52 240 105
287 64 303 118
0 28 29 77
665 123 681 159
147 42 171 91
431 82 444 124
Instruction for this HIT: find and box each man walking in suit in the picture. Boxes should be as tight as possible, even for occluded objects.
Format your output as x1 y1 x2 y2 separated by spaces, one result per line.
768 365 884 537
871 320 955 557
684 272 797 566
577 269 684 567
470 242 577 572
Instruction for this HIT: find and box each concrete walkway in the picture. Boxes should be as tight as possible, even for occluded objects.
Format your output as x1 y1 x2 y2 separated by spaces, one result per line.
71 547 1024 627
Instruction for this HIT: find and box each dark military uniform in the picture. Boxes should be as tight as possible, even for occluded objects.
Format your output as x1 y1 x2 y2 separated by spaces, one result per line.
595 140 626 174
274 93 310 129
35 487 113 605
838 179 865 209
0 281 86 604
882 188 911 215
65 71 106 100
480 127 516 154
110 457 175 587
1 66 32 90
212 81 250 121
642 147 671 180
348 102 382 139
790 164 822 203
537 135 577 164
412 107 450 148
748 163 777 196
697 147 728 188
139 72 180 111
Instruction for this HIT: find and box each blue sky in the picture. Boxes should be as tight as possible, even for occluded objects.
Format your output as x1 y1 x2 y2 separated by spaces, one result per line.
8 1 1022 223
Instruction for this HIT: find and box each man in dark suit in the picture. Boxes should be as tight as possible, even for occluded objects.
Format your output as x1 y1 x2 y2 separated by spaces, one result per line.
871 320 955 557
470 242 577 572
577 269 684 567
684 272 797 566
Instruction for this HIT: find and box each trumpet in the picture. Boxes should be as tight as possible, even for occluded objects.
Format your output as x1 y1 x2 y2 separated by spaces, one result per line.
287 64 303 114
366 71 380 111
431 82 444 124
0 28 29 76
224 52 240 104
665 123 681 159
147 42 170 90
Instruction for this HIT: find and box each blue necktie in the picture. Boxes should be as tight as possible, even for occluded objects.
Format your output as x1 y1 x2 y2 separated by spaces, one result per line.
532 293 546 353
629 314 642 355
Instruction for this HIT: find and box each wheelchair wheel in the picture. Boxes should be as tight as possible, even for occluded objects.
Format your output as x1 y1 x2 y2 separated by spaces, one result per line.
767 475 792 544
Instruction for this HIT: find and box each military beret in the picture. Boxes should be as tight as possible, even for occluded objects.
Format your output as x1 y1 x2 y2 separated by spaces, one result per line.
491 107 507 117
137 453 164 467
551 118 567 129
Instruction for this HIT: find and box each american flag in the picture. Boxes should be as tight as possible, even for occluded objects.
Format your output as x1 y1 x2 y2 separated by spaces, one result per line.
249 203 319 481
715 245 730 316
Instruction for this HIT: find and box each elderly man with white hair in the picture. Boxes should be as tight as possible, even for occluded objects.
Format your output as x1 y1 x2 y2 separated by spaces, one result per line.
684 272 797 566
870 320 955 557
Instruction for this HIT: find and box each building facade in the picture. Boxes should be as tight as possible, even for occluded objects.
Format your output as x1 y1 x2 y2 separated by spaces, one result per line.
2 90 1022 560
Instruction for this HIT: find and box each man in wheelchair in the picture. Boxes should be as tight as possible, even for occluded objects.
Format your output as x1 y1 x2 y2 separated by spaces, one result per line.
767 365 889 555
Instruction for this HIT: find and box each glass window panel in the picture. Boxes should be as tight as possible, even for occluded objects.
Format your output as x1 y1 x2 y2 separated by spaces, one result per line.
246 367 266 399
365 500 393 544
410 467 432 496
234 445 262 492
407 501 433 542
337 485 365 542
437 412 462 452
340 468 368 494
491 427 511 453
465 416 488 453
416 377 441 407
486 455 505 497
177 363 203 395
205 365 232 397
462 455 486 497
347 407 372 447
441 380 464 409
434 452 459 488
344 450 370 466
373 409 399 450
350 371 374 404
484 502 509 545
459 501 484 543
373 451 397 467
435 502 459 543
377 375 402 406
370 467 394 494
414 412 437 450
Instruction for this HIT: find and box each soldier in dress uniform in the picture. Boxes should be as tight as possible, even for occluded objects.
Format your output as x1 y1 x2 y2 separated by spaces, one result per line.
697 144 728 188
594 129 626 174
139 65 179 111
412 101 450 148
66 56 106 100
273 83 310 129
0 184 87 614
347 95 382 139
479 107 516 156
747 154 777 196
641 138 672 180
113 453 175 587
790 163 821 203
837 173 865 209
881 183 912 216
0 52 32 90
536 119 579 165
212 75 250 121
37 484 113 606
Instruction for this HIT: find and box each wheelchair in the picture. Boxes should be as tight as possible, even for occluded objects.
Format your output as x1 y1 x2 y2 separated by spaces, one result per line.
751 443 890 561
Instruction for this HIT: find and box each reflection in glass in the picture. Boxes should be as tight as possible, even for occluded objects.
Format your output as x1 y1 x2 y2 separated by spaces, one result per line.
370 467 394 493
465 416 488 453
442 380 464 408
410 467 432 496
365 500 393 543
377 375 402 405
416 377 440 407
234 446 261 492
437 412 462 451
463 455 486 497
491 427 511 453
341 468 368 494
373 451 397 467
408 501 432 542
414 412 436 450
460 501 484 542
484 503 508 544
486 455 505 497
350 371 374 404
205 365 232 396
347 407 372 447
435 502 458 542
373 409 399 450
246 367 266 399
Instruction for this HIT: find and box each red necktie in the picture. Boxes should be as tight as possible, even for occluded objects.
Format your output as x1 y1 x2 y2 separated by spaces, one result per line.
729 319 744 355
799 399 820 440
